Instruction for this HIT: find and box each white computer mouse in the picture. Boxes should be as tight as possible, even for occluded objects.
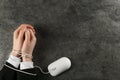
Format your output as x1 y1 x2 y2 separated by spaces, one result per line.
48 57 71 76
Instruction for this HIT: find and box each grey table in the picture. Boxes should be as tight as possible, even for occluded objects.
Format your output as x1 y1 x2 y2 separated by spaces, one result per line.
0 0 120 80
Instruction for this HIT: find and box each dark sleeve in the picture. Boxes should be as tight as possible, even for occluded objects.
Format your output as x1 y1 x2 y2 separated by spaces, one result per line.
0 62 38 80
17 68 38 80
0 62 17 80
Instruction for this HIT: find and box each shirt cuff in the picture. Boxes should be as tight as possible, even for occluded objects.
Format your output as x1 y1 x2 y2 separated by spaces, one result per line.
20 61 34 70
7 55 21 68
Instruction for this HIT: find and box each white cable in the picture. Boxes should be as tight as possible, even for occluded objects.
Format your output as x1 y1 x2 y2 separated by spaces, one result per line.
4 64 49 75
34 66 49 74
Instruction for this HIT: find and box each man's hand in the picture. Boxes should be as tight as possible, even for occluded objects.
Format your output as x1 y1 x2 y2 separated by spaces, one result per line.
11 24 36 57
21 26 36 61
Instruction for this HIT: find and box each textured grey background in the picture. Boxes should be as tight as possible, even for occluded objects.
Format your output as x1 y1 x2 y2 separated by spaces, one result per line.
0 0 120 80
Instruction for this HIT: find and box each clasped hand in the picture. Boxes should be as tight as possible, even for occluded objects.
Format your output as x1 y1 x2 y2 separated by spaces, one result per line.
11 24 37 61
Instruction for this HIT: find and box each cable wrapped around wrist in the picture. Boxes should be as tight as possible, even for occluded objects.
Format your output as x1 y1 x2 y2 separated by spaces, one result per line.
21 53 33 59
11 49 21 58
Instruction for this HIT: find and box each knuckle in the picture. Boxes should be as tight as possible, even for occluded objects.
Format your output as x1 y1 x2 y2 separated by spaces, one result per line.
21 24 32 27
20 24 26 26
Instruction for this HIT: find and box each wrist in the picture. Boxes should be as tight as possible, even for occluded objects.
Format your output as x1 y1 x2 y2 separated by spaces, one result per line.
22 53 33 62
10 50 21 58
11 52 18 56
22 57 32 62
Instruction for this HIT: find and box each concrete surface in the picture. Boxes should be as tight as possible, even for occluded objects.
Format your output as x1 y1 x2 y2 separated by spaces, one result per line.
0 0 120 80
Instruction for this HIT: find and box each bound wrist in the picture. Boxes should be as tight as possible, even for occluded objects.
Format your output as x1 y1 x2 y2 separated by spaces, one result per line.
10 50 21 58
21 53 33 62
23 57 32 62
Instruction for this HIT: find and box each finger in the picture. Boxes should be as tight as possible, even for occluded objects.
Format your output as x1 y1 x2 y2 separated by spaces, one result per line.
21 24 35 33
26 25 35 33
14 25 24 39
21 24 34 30
29 29 36 41
25 30 30 42
18 27 26 39
21 24 34 29
19 24 34 31
16 24 24 32
27 27 35 34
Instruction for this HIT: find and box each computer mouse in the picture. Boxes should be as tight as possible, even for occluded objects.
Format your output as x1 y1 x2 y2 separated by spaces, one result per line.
48 57 71 76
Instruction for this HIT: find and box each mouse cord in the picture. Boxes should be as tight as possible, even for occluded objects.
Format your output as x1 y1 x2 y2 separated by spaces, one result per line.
4 64 49 75
4 64 37 76
34 66 49 74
